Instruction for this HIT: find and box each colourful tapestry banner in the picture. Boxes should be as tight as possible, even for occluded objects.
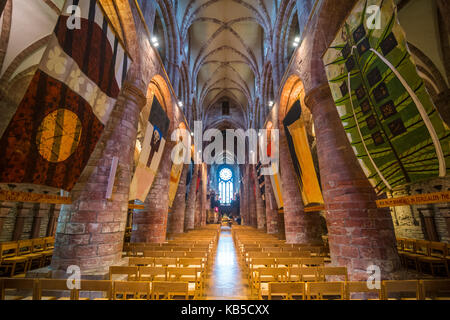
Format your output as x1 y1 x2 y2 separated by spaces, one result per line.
261 129 283 209
129 97 170 202
283 101 324 206
256 162 265 201
0 0 131 191
323 0 450 195
168 134 190 208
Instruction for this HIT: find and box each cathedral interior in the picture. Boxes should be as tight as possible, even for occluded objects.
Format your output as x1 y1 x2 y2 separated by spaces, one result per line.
0 0 449 302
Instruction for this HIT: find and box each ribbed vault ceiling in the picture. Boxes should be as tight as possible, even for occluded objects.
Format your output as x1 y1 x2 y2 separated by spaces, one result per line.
179 0 274 120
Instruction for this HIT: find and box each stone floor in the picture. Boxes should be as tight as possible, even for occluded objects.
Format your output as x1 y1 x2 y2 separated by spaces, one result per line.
204 226 251 300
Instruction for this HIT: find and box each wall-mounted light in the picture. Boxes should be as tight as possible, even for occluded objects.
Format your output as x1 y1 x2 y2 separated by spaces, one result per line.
151 36 159 48
178 101 183 108
190 132 194 137
268 101 274 107
293 36 300 47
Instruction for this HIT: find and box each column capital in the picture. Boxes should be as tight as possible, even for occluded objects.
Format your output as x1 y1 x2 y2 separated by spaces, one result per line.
304 83 333 114
121 80 147 110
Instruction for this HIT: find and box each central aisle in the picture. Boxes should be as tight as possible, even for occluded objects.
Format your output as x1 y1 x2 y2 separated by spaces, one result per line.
205 226 250 300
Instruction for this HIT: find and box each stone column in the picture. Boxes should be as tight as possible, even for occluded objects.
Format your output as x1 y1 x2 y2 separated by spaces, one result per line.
278 127 323 244
253 165 266 231
194 179 202 228
305 84 401 280
240 170 249 225
131 141 176 243
264 178 278 235
12 202 32 240
30 203 45 239
167 164 189 235
46 204 57 237
248 166 257 228
201 164 207 226
51 80 146 273
184 165 199 231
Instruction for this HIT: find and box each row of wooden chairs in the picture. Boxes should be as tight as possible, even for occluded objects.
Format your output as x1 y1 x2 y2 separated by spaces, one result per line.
266 279 450 300
0 237 54 277
0 278 196 300
397 238 449 276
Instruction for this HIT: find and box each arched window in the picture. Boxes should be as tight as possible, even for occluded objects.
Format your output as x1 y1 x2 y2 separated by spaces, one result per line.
218 167 233 205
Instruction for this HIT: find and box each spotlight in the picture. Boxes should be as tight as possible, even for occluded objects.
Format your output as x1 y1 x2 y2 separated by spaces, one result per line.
178 101 183 107
293 36 300 47
151 36 159 48
190 132 194 136
268 101 274 107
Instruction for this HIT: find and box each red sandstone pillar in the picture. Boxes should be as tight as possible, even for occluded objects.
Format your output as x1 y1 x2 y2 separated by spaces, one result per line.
194 177 202 228
240 172 249 225
201 164 207 226
278 128 323 244
51 80 146 272
305 84 401 280
264 180 279 235
253 165 266 231
184 165 199 231
167 164 189 235
46 204 57 237
248 166 257 228
131 140 176 243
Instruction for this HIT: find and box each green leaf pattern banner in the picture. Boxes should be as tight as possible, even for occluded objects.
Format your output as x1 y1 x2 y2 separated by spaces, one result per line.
323 0 450 195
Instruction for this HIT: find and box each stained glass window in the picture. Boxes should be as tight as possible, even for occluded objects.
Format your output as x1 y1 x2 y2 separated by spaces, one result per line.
219 168 233 205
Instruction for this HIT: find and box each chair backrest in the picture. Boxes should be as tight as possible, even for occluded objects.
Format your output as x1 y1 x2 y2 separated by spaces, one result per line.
306 282 345 300
38 279 75 300
289 267 319 282
44 237 54 250
128 257 154 266
18 240 33 255
318 267 348 282
403 239 416 252
154 257 178 267
179 258 204 268
32 238 46 252
345 281 381 300
250 258 276 269
268 282 305 300
382 280 420 300
151 281 189 300
143 251 165 258
254 267 288 282
0 242 18 259
290 251 311 258
415 240 430 255
429 242 447 258
109 266 138 281
78 280 112 300
185 252 207 258
420 280 450 300
138 266 167 281
167 267 201 281
300 257 324 267
165 251 185 258
275 258 300 267
0 278 38 300
113 281 150 300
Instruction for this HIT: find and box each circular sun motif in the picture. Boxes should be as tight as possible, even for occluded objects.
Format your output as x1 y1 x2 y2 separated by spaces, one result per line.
36 109 82 162
219 168 232 181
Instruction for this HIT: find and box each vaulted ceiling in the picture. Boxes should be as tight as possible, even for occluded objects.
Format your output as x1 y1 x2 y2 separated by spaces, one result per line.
177 0 275 125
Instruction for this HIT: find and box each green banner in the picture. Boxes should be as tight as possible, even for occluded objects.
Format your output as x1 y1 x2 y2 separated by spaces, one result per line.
323 0 450 195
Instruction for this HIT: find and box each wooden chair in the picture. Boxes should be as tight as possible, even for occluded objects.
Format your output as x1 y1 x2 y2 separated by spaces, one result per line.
179 258 205 269
381 280 421 300
268 282 305 300
151 281 190 300
42 237 54 266
275 258 300 268
109 266 138 281
345 281 382 300
0 242 29 276
31 238 46 268
76 280 113 300
154 257 178 267
318 267 348 282
417 242 449 277
138 266 167 281
113 280 151 300
306 282 345 300
128 257 154 267
399 239 419 270
288 267 319 282
37 279 76 300
0 278 38 300
143 251 165 258
167 267 203 298
300 257 324 267
252 267 288 299
165 251 186 258
290 251 311 258
420 279 450 300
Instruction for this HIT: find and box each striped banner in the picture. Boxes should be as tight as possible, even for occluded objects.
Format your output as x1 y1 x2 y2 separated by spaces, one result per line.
0 0 131 191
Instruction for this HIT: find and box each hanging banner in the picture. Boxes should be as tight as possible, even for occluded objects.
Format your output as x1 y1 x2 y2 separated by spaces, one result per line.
255 162 265 201
283 101 324 206
323 0 450 195
263 125 284 209
129 97 170 202
168 133 189 208
0 0 131 191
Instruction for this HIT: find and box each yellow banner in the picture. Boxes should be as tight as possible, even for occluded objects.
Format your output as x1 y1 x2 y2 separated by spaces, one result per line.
0 190 71 204
128 203 145 210
376 191 450 208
